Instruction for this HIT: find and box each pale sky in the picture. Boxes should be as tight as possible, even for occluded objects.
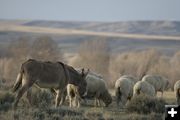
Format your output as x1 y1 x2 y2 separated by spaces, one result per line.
0 0 180 21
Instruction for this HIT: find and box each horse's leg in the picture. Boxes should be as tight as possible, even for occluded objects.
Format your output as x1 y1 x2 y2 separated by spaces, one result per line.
26 89 32 106
76 91 81 108
60 90 67 105
55 90 61 108
55 88 66 107
13 83 33 109
50 88 57 96
60 88 66 105
67 87 72 107
77 99 80 108
75 96 78 108
69 95 73 107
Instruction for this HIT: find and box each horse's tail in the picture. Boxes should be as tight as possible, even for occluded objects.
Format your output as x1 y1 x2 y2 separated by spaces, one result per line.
12 65 24 93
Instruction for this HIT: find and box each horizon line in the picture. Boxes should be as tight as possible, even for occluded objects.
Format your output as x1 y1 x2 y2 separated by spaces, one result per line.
0 18 180 23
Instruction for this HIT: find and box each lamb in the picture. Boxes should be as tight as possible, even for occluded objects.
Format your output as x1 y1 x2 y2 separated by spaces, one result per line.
67 84 82 108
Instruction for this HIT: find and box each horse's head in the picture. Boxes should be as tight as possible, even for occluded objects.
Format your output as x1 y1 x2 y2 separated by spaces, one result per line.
100 90 112 107
78 68 89 96
165 79 171 90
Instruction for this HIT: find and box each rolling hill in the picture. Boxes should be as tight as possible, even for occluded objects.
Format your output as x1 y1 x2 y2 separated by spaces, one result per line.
23 20 180 36
0 19 180 55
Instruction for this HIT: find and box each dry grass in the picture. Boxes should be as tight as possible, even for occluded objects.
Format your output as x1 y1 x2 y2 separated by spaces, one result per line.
1 36 180 89
157 91 176 104
0 36 63 84
71 38 110 80
0 89 176 120
109 49 180 88
109 89 176 104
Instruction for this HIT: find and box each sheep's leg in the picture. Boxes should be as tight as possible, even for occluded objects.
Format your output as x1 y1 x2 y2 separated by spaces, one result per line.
97 99 101 107
176 89 180 105
115 87 121 106
161 91 164 97
178 97 180 105
82 98 88 105
160 90 163 97
94 98 98 107
97 99 100 106
117 96 126 108
69 96 73 107
94 92 100 107
155 91 157 96
76 95 81 108
116 98 120 106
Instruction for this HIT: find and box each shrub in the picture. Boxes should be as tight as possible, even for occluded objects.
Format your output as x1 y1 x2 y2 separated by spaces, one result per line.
84 109 104 120
0 92 14 104
30 89 53 108
126 95 166 114
32 109 46 120
109 113 163 120
46 107 83 117
0 92 14 111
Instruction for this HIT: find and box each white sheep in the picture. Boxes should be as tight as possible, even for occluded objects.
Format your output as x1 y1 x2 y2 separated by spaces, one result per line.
83 72 112 107
115 75 136 108
133 81 156 97
142 75 170 97
174 80 180 105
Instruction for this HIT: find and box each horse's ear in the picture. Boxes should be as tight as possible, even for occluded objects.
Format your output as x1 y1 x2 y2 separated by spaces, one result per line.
84 68 90 77
81 68 89 78
81 68 85 74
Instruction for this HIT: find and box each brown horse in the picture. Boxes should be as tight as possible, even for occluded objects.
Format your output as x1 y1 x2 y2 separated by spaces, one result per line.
12 59 88 108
